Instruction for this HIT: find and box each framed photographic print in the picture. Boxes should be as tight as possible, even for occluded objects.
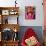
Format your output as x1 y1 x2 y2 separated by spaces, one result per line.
25 6 35 20
2 10 9 15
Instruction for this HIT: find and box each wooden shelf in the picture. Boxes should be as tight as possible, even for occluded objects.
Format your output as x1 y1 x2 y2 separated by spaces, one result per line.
0 7 19 10
2 40 19 42
0 7 20 46
1 40 19 46
0 7 19 24
0 24 20 32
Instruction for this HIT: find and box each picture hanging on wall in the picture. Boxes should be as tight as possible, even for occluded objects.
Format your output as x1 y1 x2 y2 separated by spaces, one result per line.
25 6 35 20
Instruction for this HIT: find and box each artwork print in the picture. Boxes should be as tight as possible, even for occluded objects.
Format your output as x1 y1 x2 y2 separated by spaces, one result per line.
25 6 35 19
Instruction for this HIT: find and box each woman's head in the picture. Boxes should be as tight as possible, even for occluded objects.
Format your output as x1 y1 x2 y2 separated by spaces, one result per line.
26 7 35 15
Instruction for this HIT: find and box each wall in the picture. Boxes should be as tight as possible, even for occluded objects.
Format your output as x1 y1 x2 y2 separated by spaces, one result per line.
18 0 43 26
0 0 43 26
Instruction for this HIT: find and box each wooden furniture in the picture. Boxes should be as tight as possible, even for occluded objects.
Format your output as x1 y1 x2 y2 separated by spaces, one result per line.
0 7 19 24
0 41 2 46
0 7 19 46
2 40 19 46
0 24 19 32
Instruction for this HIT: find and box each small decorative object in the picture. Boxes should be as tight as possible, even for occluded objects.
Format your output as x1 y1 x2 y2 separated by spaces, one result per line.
13 32 18 41
2 28 13 41
5 18 8 24
14 28 17 32
9 10 18 15
10 10 15 15
2 10 9 15
2 16 8 24
25 6 35 20
14 11 18 15
15 0 17 7
13 28 18 40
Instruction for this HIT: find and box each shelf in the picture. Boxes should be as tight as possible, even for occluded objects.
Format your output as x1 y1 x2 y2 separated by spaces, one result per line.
0 7 19 16
2 40 19 43
0 7 19 24
0 40 19 46
0 24 20 32
0 7 19 10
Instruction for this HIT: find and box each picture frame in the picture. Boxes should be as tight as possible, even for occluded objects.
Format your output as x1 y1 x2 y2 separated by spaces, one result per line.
9 10 18 15
2 10 9 15
25 6 35 20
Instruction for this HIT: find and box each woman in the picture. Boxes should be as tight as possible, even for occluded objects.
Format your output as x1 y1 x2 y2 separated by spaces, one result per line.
21 28 41 46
